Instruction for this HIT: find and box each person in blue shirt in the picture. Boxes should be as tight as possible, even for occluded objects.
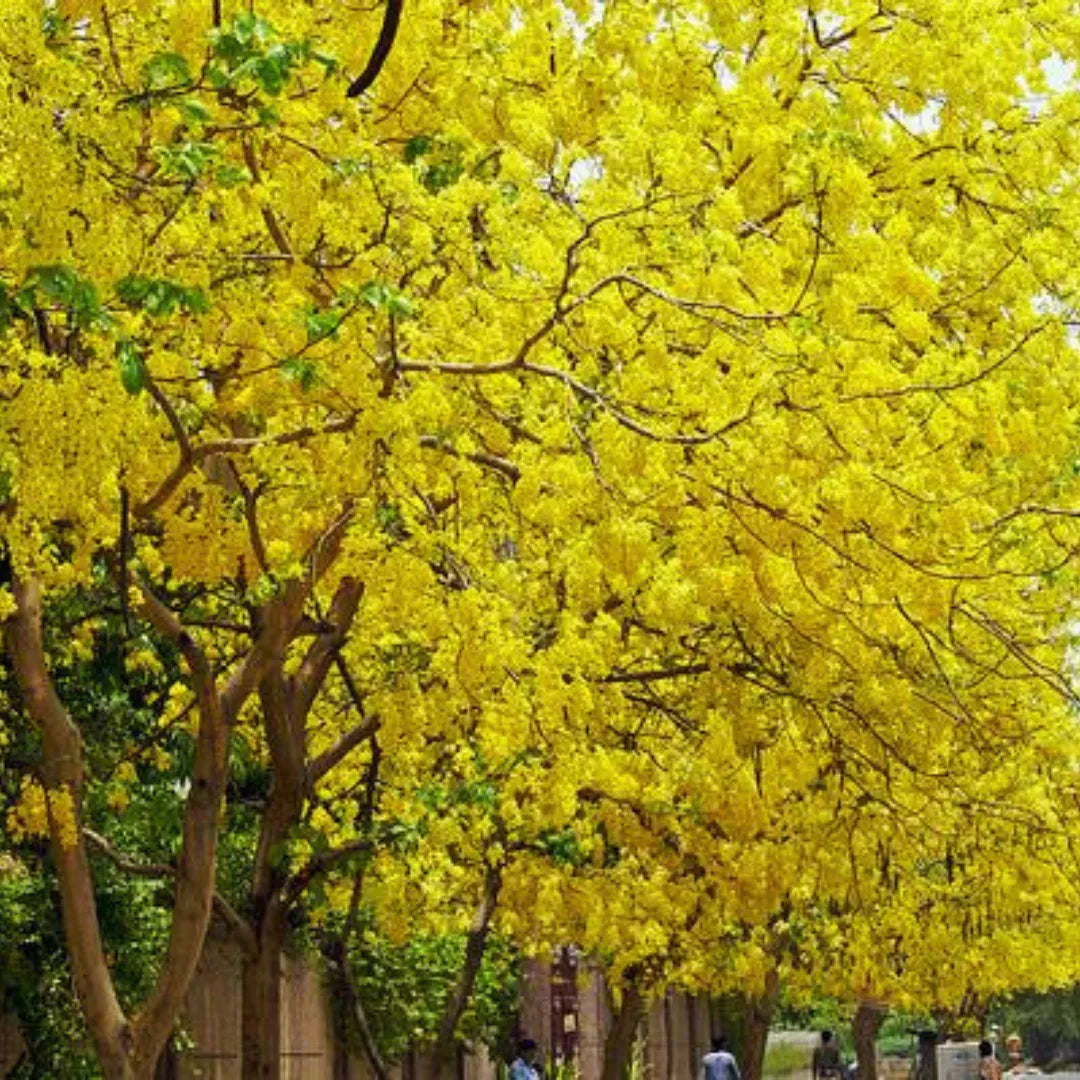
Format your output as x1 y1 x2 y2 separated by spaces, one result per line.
510 1038 541 1080
703 1034 742 1080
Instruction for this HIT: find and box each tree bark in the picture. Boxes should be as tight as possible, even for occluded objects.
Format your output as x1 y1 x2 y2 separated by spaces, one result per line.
6 579 134 1077
240 578 365 1080
743 971 781 1080
601 980 646 1080
241 899 287 1080
853 1002 887 1080
432 864 503 1079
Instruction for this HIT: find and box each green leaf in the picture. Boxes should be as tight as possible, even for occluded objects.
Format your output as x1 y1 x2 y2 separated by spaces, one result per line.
142 52 192 90
358 280 416 319
304 305 343 343
22 265 106 329
176 98 211 125
155 142 217 181
115 276 208 317
116 340 146 396
310 50 339 75
214 164 251 187
280 356 321 391
422 160 464 193
360 281 391 309
386 292 415 319
403 135 433 163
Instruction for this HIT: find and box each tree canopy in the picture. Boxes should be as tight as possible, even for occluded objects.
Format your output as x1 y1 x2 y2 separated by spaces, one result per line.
5 0 1080 1077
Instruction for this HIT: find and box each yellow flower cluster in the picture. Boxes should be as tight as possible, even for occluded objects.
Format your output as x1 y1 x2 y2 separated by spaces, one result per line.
6 778 79 850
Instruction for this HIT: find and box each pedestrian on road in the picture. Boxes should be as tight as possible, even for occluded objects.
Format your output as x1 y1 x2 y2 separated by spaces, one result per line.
814 1031 845 1080
980 1040 1002 1080
510 1038 541 1080
703 1034 742 1080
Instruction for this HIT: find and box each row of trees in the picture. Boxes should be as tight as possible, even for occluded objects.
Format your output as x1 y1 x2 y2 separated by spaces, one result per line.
5 0 1080 1076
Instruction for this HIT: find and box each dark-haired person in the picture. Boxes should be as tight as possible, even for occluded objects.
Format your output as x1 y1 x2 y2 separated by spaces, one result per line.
510 1038 541 1080
813 1031 844 1080
980 1040 1002 1080
703 1034 742 1080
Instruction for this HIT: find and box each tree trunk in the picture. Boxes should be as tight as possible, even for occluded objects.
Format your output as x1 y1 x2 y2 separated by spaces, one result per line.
239 578 364 1080
853 1002 887 1080
432 865 503 1080
743 971 781 1080
241 898 288 1080
916 1031 939 1080
602 981 646 1080
6 579 135 1076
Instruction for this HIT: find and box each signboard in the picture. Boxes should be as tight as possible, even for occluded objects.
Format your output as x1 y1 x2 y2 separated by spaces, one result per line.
937 1042 982 1080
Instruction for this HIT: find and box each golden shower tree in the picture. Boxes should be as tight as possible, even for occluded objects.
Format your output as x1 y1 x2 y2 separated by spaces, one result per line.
6 0 1080 1076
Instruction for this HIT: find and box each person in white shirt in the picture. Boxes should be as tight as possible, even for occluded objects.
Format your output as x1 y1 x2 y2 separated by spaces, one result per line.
703 1034 742 1080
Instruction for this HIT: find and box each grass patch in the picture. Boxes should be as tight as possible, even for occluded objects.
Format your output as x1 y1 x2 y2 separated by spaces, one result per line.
764 1042 814 1075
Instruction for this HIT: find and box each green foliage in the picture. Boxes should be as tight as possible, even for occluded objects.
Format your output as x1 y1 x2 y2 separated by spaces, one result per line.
0 861 101 1079
344 917 520 1064
207 14 337 98
402 135 467 194
991 987 1080 1065
154 141 218 181
115 339 146 395
763 1041 813 1076
114 276 209 318
17 265 107 330
141 51 193 92
280 355 322 391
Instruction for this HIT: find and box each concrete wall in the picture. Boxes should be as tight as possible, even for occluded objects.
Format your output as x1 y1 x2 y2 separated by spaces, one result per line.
2 940 726 1080
175 934 398 1080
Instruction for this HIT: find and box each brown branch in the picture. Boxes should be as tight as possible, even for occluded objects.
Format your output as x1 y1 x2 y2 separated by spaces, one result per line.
598 663 711 684
292 577 365 721
522 359 756 445
136 413 356 519
307 718 381 790
418 434 520 482
433 863 503 1065
347 0 405 98
328 878 390 1080
283 838 371 906
243 138 293 258
220 504 354 724
83 828 257 958
4 578 131 1074
839 324 1046 402
134 579 212 687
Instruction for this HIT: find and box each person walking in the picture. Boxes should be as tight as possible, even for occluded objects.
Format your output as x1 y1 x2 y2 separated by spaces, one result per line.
980 1040 1003 1080
814 1031 845 1080
510 1038 541 1080
703 1034 743 1080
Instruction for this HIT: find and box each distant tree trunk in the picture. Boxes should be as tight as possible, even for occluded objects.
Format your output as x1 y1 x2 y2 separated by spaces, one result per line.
240 900 287 1080
239 578 365 1080
432 865 503 1080
916 1030 939 1080
853 1003 887 1080
602 980 646 1080
743 971 781 1080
